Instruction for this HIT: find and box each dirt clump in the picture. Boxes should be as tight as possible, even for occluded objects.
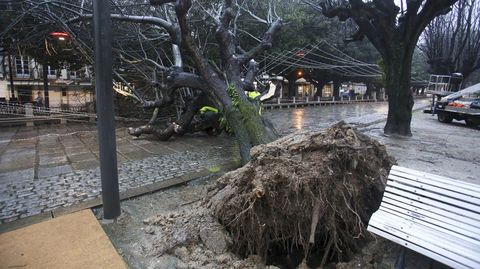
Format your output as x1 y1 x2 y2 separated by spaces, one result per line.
141 207 281 268
136 122 394 268
205 121 395 267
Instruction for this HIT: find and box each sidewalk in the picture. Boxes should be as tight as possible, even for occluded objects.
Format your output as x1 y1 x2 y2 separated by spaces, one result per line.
0 125 235 232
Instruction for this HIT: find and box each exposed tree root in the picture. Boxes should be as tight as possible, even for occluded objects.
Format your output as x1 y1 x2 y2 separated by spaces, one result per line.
205 122 395 266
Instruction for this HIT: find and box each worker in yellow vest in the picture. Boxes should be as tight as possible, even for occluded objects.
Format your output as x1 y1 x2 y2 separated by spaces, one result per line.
247 91 261 100
246 91 263 115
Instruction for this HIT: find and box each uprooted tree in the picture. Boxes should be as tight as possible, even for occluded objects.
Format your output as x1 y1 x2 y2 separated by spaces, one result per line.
306 0 458 136
137 0 283 163
0 0 284 164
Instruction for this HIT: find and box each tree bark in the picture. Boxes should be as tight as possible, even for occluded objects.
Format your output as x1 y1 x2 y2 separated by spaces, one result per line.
383 47 415 136
224 99 276 163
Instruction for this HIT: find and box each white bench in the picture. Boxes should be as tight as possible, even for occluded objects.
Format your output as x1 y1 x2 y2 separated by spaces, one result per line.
367 165 480 269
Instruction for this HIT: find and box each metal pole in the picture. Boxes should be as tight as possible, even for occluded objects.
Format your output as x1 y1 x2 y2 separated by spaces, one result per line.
93 0 120 220
7 53 15 101
42 57 50 108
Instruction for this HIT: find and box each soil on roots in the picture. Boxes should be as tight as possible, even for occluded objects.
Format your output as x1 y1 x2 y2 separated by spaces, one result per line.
205 121 395 267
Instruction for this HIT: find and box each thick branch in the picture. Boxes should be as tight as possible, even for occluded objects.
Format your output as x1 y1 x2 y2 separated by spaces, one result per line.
142 67 209 109
68 14 179 43
238 19 283 65
150 0 176 5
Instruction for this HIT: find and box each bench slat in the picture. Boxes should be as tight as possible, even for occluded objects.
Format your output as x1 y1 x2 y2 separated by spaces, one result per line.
391 166 480 194
389 173 480 206
387 180 480 213
368 166 480 269
390 169 480 202
382 195 480 240
377 206 480 252
383 190 480 229
369 212 480 268
368 225 475 269
384 185 480 222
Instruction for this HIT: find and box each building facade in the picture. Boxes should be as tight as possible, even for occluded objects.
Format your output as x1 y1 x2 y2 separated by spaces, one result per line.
0 55 94 110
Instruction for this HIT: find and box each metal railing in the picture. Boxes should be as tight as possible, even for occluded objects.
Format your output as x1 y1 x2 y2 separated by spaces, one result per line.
0 102 142 125
262 95 381 109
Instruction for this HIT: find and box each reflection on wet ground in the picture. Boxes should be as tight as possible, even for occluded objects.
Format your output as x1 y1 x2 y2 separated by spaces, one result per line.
264 99 429 135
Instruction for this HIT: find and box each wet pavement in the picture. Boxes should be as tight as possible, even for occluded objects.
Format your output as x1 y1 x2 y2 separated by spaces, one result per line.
0 124 234 225
362 111 480 183
264 99 425 134
2 98 472 227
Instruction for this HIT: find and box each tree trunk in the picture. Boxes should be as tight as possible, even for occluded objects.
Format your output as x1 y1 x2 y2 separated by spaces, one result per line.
333 80 341 98
224 99 276 164
383 49 415 136
364 83 374 99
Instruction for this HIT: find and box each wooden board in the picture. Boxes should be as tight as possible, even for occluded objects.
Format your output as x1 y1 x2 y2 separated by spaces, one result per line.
0 210 127 269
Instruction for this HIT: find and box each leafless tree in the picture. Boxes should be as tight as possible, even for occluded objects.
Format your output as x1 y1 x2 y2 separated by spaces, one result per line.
420 0 480 79
305 0 458 136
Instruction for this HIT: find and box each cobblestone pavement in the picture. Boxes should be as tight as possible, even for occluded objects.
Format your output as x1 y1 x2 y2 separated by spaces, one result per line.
0 100 431 224
0 124 234 224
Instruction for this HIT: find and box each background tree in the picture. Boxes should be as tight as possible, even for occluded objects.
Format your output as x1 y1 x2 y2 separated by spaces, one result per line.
420 0 480 80
307 0 458 136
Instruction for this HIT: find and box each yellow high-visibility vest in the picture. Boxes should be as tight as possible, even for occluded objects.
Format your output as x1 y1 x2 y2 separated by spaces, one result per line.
247 91 261 100
200 106 219 114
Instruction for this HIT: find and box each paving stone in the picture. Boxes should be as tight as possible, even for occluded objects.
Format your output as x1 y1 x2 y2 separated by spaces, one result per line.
37 165 74 179
0 169 34 184
39 155 69 166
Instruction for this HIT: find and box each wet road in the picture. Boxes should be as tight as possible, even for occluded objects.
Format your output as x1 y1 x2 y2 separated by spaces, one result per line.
264 99 429 135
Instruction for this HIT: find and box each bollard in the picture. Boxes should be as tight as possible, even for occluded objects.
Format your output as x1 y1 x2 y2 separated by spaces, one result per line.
25 103 34 127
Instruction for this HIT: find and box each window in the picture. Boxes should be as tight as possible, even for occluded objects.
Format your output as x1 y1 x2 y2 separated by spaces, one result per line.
47 66 56 77
61 88 67 97
15 56 30 77
69 71 77 79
